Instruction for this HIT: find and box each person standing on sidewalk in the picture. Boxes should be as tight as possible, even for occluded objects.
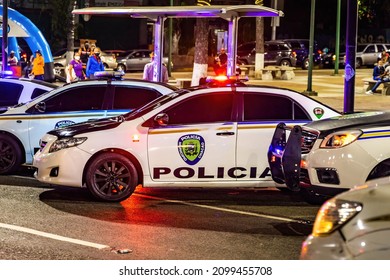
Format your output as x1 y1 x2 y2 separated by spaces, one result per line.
366 60 389 95
143 52 168 83
86 48 105 79
31 50 45 80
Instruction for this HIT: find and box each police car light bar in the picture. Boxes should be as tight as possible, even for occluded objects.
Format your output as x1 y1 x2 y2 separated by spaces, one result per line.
94 70 125 79
0 70 14 78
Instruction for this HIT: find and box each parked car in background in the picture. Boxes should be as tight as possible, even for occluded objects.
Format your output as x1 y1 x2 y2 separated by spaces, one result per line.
115 49 170 72
301 179 390 259
0 72 176 175
354 43 390 68
282 39 322 70
53 48 117 76
0 78 57 111
34 80 340 202
237 40 297 67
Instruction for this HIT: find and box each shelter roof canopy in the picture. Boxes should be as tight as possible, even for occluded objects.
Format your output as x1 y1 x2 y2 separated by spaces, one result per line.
72 5 284 20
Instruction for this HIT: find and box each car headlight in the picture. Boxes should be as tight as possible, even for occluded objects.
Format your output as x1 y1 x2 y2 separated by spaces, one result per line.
320 130 362 148
312 198 362 237
49 137 87 153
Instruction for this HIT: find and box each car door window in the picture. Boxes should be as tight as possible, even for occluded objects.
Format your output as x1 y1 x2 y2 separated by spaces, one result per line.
267 44 278 52
31 88 49 99
164 92 234 125
141 51 150 58
366 45 376 53
113 86 161 110
377 45 385 52
42 86 106 112
0 82 22 106
243 92 310 121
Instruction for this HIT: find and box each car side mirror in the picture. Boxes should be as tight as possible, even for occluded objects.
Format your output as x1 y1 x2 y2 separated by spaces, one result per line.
154 113 169 126
35 101 46 113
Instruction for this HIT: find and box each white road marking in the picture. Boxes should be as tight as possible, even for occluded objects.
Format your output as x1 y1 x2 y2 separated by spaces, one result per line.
134 193 299 223
0 222 110 250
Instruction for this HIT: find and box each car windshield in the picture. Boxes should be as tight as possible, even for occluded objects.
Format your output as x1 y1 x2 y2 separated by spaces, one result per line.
118 51 136 57
124 89 189 120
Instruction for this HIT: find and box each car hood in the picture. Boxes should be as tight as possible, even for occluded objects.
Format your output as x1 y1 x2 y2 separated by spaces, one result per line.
47 115 125 139
304 111 390 135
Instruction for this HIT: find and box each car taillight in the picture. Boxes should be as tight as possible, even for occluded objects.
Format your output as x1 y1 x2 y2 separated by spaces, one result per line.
292 51 297 57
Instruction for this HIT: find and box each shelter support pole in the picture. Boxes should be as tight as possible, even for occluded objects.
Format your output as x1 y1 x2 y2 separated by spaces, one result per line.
343 0 358 114
153 16 164 82
227 15 238 77
2 0 8 73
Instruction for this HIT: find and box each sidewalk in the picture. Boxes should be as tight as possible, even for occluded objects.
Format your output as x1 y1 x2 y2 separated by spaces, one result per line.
125 68 390 113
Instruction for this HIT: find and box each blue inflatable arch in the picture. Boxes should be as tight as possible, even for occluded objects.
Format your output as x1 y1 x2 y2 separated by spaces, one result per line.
1 5 54 81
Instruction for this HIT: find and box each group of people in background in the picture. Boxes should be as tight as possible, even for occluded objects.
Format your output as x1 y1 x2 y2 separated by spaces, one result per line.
66 40 104 83
7 49 45 80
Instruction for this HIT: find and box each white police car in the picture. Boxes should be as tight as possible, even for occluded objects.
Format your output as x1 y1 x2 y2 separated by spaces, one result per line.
301 178 390 259
268 111 390 204
0 78 57 110
0 75 176 174
33 82 340 202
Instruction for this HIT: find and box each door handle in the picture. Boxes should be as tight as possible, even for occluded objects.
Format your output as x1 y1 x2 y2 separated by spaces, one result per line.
216 132 235 136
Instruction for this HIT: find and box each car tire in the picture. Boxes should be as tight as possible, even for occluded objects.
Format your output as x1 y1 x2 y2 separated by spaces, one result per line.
0 134 23 174
53 65 65 77
302 58 309 70
117 64 126 72
280 59 291 67
85 153 138 202
356 58 362 68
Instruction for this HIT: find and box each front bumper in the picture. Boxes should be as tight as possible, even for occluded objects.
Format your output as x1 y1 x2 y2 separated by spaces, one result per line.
34 144 91 188
300 233 352 260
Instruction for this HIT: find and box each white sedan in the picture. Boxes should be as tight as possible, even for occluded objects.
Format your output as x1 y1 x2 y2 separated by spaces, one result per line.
268 111 390 204
0 78 57 110
301 178 390 259
0 77 175 174
34 82 340 202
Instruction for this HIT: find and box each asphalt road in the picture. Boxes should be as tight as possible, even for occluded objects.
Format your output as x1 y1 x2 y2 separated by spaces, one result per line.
0 168 320 260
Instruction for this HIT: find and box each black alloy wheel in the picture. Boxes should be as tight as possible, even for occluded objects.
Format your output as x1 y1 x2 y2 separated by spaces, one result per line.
0 134 23 174
86 153 138 202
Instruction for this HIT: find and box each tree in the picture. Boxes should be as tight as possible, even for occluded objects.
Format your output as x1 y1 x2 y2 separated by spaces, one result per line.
254 0 264 79
191 18 209 86
49 0 76 52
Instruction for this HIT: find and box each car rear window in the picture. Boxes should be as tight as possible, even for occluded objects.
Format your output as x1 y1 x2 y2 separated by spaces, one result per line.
113 86 161 110
243 93 309 121
0 82 23 106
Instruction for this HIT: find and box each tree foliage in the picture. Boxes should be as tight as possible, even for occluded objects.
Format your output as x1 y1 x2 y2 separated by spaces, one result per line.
48 0 76 50
358 0 390 27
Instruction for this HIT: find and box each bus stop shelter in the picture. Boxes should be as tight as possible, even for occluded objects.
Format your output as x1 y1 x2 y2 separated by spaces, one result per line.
72 5 283 82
